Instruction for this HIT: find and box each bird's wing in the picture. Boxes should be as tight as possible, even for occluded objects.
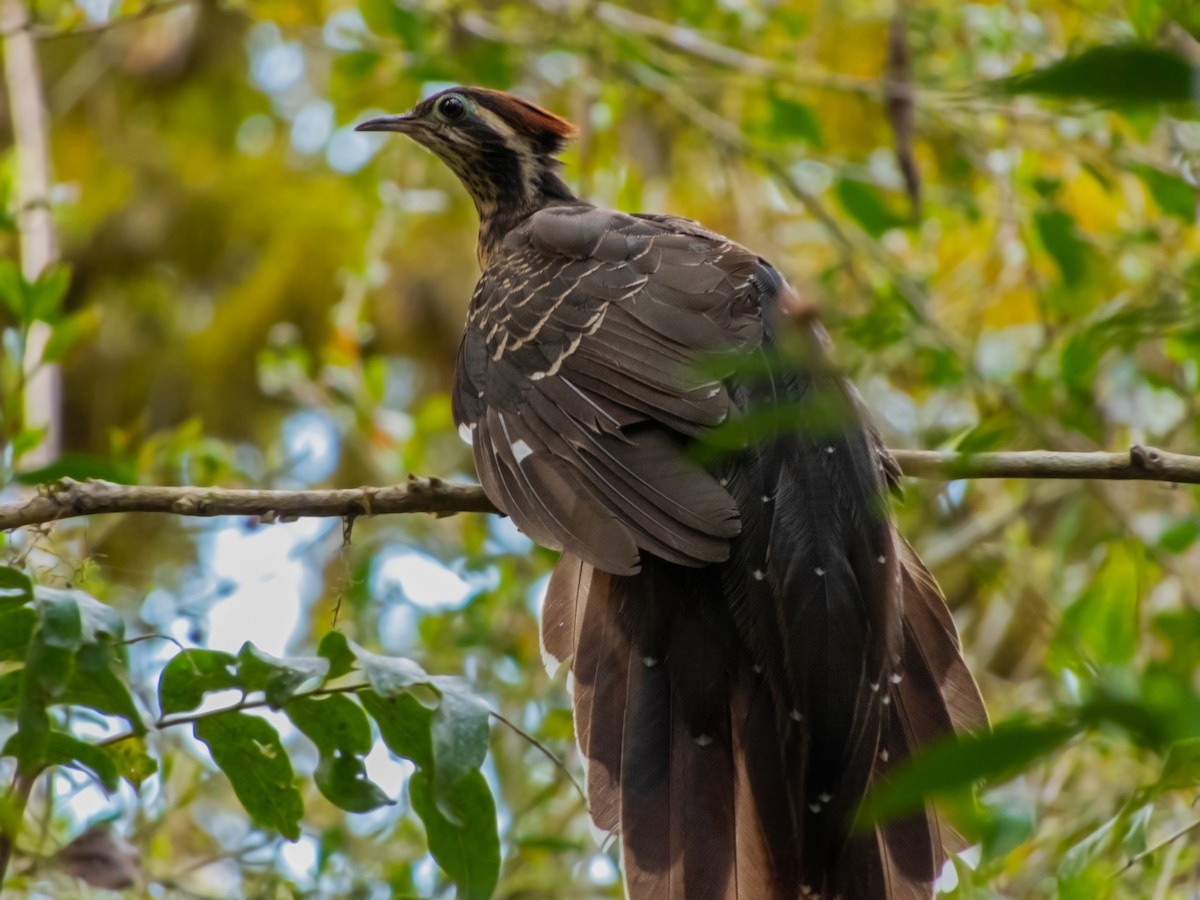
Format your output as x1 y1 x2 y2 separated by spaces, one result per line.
452 204 778 575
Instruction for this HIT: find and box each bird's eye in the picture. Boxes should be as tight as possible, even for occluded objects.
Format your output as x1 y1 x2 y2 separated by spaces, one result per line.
438 96 466 121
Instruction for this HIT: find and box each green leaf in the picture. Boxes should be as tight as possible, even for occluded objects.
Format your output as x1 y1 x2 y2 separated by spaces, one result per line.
2 730 120 793
1060 334 1100 394
430 677 490 822
360 689 434 770
998 45 1197 105
102 736 158 789
1132 164 1196 223
15 453 136 486
0 671 19 711
286 694 373 756
35 589 84 649
22 629 75 700
835 179 907 237
1034 209 1091 287
1058 815 1119 897
0 259 26 320
61 667 145 735
0 608 35 661
1122 804 1152 857
27 264 70 321
193 712 303 840
864 719 1077 822
158 649 240 716
358 0 423 45
351 642 434 698
236 643 329 709
766 95 822 146
287 694 390 813
954 413 1020 454
0 566 33 610
410 769 500 900
318 631 356 680
314 752 392 813
1158 738 1200 791
33 587 124 654
1057 543 1140 665
1160 518 1200 553
40 308 98 364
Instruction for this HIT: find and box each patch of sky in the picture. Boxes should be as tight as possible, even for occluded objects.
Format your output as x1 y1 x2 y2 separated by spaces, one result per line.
371 548 497 612
323 8 368 50
528 571 552 619
291 100 334 155
203 517 334 657
77 0 113 23
247 23 305 95
327 124 382 173
281 410 340 484
488 513 534 556
279 833 320 887
588 853 620 886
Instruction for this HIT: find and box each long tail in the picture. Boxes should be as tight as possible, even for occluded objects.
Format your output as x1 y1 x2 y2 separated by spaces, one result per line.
541 400 986 899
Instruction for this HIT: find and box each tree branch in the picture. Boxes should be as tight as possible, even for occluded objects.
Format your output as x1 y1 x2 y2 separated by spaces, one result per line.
1 447 1196 532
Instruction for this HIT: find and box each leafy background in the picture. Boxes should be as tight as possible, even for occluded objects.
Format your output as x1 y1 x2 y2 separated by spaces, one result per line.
2 0 1200 896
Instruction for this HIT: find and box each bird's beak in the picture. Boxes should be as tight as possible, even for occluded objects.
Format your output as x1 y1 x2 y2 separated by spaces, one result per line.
354 113 421 134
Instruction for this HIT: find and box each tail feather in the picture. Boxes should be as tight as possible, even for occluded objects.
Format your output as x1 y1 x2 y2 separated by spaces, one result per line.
540 383 984 900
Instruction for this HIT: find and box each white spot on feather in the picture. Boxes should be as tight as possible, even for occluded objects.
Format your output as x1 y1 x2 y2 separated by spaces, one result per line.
752 569 765 581
458 422 475 445
882 695 891 705
870 682 880 692
814 567 825 577
808 803 821 814
880 749 890 762
642 656 658 668
825 446 835 454
695 734 713 747
761 495 771 503
752 664 763 674
511 439 534 463
877 555 886 564
790 709 803 722
890 673 903 684
818 793 832 803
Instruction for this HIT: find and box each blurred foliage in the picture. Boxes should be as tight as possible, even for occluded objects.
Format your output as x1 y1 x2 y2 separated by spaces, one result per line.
1 0 1200 896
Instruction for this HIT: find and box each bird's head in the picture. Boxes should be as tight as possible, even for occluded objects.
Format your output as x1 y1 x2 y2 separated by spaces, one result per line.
356 87 578 222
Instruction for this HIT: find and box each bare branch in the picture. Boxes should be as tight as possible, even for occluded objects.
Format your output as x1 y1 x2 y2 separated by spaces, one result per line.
2 447 1196 532
0 476 499 531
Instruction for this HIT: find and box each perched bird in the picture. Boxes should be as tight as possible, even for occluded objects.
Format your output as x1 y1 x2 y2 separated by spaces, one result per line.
358 87 986 900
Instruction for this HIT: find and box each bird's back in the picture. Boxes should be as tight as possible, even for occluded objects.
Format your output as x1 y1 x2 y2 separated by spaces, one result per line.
453 203 986 899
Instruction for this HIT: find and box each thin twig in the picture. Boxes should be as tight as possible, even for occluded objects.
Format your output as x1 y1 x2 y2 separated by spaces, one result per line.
488 708 587 806
1117 818 1200 875
2 446 1197 532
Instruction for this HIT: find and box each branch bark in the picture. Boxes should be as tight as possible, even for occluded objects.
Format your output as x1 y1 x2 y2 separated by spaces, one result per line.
2 446 1196 532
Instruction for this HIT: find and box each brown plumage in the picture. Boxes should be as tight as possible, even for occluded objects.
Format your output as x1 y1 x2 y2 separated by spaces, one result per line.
358 87 987 900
